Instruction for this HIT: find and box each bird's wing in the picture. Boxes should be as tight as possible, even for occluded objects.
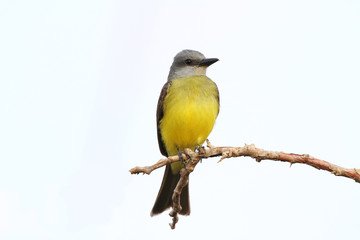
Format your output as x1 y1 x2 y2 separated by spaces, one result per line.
156 81 171 157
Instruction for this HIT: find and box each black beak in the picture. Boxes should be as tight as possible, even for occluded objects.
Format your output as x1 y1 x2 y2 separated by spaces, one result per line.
199 58 219 67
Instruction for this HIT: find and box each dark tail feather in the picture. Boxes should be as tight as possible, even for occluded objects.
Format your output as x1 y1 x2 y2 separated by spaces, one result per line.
151 164 190 216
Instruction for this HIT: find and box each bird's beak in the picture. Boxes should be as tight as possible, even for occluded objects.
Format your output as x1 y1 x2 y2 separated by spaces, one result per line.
199 58 219 67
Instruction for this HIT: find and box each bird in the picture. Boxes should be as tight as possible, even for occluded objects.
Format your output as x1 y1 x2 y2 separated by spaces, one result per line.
151 49 220 216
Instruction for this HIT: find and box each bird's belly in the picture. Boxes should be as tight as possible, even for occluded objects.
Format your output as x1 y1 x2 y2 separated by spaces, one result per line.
160 95 218 156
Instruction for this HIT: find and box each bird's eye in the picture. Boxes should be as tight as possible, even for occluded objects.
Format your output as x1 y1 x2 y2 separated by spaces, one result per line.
185 59 192 65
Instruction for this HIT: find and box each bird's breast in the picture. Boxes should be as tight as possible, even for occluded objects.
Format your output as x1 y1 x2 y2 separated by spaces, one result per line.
160 76 219 156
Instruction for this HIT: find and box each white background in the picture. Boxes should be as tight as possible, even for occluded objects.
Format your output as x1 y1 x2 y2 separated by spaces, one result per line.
1 1 359 239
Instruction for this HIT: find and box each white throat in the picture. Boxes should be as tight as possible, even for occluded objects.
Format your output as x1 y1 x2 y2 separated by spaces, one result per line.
173 66 207 79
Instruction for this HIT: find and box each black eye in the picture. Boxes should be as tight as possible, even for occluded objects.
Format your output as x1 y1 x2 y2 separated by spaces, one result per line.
185 59 192 65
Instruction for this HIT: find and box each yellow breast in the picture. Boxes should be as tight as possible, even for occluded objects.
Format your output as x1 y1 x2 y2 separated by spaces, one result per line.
160 75 219 166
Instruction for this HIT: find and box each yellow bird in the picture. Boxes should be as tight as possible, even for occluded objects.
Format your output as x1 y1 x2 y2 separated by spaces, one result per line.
151 50 219 216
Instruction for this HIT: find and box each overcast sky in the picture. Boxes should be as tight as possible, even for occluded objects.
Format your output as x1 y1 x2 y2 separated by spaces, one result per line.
1 1 360 239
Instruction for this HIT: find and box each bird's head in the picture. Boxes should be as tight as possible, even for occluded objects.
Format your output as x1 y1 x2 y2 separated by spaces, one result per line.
168 49 218 81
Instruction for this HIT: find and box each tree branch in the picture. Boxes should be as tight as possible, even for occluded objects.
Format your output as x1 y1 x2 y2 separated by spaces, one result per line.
129 140 360 229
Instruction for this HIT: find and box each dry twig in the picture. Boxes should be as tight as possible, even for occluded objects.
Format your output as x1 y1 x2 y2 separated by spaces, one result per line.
129 140 360 229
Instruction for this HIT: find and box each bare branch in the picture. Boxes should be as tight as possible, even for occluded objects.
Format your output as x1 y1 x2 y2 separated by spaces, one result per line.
169 168 189 229
129 141 360 228
130 143 360 183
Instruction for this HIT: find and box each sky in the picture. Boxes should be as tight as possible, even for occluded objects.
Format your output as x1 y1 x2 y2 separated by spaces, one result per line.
0 0 360 239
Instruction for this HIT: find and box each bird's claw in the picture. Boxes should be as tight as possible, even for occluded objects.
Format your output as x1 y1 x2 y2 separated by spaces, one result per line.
178 151 191 165
195 145 206 155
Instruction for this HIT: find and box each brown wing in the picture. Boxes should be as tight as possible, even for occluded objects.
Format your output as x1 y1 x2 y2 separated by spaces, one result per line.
215 82 220 115
156 81 171 157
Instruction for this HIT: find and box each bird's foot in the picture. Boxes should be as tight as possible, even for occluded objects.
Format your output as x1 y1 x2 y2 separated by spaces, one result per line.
177 151 191 166
195 145 206 155
195 145 206 162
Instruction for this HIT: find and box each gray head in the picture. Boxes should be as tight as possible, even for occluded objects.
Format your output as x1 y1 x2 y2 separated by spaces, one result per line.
167 49 218 81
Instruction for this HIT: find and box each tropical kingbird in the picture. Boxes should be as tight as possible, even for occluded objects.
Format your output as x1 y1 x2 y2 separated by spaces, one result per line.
151 49 219 216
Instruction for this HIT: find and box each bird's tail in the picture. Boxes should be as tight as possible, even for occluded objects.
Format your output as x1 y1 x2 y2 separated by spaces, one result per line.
150 164 190 216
